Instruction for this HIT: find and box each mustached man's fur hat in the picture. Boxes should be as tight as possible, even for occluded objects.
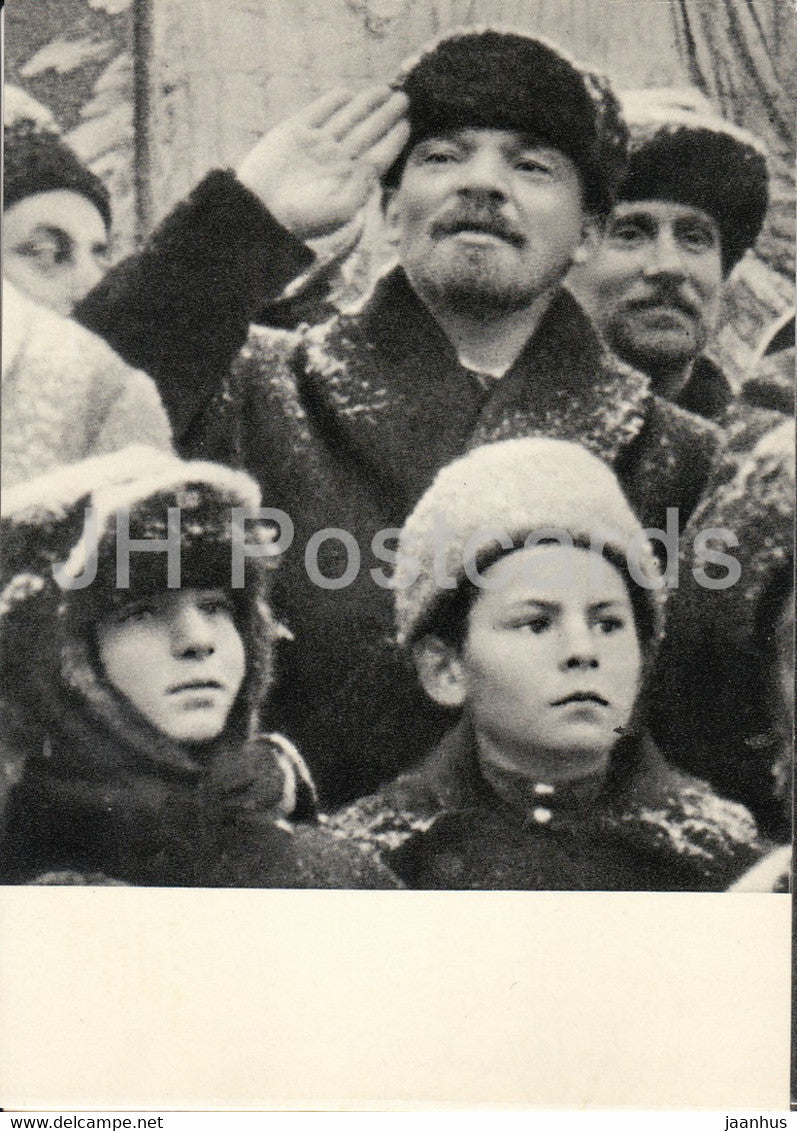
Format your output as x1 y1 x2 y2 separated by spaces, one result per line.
394 437 663 651
0 447 287 771
4 117 112 230
383 27 629 215
618 89 770 273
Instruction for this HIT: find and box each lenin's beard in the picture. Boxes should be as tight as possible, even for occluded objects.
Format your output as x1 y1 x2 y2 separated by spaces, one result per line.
404 204 558 319
411 240 542 318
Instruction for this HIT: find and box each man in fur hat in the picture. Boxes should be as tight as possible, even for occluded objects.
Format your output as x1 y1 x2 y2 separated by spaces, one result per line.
568 90 773 421
75 30 721 805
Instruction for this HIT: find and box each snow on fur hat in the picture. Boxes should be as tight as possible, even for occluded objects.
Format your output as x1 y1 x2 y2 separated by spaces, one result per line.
383 27 628 215
617 89 770 272
0 447 284 746
3 117 112 230
394 437 663 648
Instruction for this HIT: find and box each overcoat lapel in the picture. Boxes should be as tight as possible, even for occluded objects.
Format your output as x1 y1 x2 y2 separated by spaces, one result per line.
297 268 650 513
298 269 487 512
470 289 650 460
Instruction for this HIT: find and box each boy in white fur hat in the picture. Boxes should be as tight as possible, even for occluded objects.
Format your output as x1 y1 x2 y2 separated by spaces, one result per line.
332 438 768 891
0 447 398 888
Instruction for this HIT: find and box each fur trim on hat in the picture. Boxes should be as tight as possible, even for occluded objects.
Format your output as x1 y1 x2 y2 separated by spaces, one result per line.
1 447 281 758
394 437 663 648
3 118 112 229
617 90 770 272
384 27 628 215
4 446 262 585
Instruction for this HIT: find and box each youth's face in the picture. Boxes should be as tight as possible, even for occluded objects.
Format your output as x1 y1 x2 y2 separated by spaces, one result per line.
570 199 723 381
385 127 593 315
3 189 109 316
458 545 642 778
96 588 246 745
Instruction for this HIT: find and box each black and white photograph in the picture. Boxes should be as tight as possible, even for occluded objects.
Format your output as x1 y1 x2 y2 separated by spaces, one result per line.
0 0 793 1114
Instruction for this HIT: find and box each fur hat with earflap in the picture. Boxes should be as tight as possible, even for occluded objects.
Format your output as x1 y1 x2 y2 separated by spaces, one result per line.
0 447 319 884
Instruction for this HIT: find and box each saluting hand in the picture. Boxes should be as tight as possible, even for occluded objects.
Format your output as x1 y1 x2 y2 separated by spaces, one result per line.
237 86 410 241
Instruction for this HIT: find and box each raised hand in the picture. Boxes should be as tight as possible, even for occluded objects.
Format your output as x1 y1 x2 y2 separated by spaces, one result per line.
236 86 410 241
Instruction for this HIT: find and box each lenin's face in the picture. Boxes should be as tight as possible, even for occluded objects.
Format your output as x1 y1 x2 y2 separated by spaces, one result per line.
384 127 595 316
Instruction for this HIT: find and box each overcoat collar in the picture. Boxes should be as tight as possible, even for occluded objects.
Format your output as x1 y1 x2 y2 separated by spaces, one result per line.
299 268 651 513
409 718 763 881
675 355 733 421
419 716 650 821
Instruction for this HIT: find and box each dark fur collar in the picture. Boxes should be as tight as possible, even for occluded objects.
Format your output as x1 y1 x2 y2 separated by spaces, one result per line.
295 268 651 514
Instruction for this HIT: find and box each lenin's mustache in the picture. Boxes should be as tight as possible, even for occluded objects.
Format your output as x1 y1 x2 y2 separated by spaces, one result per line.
430 203 526 248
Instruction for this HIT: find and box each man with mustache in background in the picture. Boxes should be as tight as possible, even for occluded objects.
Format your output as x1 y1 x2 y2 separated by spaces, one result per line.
568 90 772 422
77 30 721 805
568 94 796 840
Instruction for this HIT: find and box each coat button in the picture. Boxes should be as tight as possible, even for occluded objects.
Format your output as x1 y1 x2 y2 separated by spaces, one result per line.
533 783 555 796
531 807 553 824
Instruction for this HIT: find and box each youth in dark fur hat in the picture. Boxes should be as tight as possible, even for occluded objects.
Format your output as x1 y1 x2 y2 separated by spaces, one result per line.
3 118 112 315
0 448 399 888
384 28 628 216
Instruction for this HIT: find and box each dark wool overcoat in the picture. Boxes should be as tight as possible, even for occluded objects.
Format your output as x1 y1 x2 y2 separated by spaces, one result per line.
77 171 720 806
330 721 768 891
673 354 734 421
649 412 793 839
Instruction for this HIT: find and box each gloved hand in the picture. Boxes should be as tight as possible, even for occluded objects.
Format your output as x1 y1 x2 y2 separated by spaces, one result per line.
204 732 317 823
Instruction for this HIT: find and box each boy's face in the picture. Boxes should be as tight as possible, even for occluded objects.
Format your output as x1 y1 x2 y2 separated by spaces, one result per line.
418 544 642 781
96 588 246 744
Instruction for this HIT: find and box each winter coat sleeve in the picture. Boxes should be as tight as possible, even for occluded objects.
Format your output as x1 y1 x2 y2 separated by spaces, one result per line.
89 367 173 457
74 170 315 447
619 396 721 530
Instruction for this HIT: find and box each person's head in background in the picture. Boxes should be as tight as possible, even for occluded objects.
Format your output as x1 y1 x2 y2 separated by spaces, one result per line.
568 90 769 403
3 116 112 316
